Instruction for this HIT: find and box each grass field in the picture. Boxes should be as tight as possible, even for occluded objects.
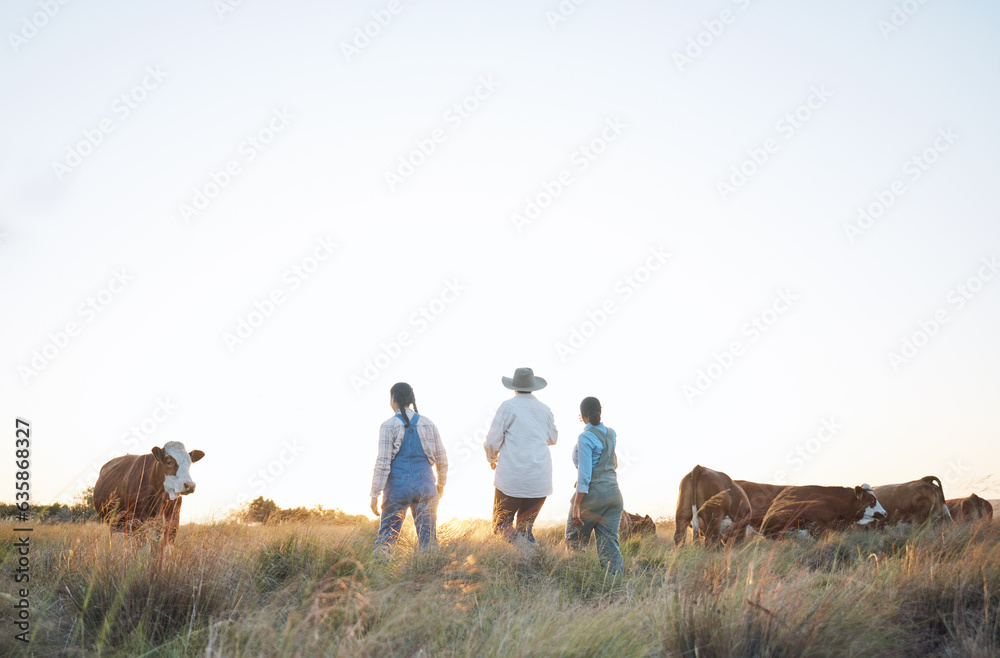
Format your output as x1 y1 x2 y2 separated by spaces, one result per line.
2 517 999 657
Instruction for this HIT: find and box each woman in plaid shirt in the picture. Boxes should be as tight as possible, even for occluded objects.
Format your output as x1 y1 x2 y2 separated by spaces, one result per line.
370 382 448 556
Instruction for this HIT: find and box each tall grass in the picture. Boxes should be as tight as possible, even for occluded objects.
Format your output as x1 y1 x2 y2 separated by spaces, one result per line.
1 518 998 656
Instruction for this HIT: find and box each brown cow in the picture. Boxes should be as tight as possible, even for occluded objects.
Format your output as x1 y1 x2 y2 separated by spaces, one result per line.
94 441 205 554
946 494 994 522
873 476 951 526
734 480 788 530
674 465 751 546
619 511 656 540
760 484 886 537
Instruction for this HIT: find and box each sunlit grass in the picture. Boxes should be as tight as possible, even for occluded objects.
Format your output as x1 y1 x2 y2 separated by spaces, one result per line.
1 518 998 656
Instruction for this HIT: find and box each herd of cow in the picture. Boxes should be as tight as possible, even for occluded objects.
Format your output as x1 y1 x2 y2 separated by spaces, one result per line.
618 465 994 545
88 443 994 555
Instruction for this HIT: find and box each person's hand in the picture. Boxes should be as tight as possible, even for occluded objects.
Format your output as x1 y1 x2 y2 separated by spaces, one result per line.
490 461 497 470
573 503 583 526
437 485 444 496
370 496 379 516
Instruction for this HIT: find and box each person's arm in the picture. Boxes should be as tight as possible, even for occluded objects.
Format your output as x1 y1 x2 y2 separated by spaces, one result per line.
572 492 586 525
576 435 594 495
369 421 394 514
547 409 558 446
484 406 507 468
429 420 448 494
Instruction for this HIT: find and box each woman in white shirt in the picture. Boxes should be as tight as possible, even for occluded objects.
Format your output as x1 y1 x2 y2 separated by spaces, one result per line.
484 367 558 543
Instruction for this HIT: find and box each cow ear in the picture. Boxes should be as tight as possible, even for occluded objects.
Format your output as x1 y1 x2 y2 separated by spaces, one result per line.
854 485 863 498
190 450 205 463
152 446 165 462
645 515 652 522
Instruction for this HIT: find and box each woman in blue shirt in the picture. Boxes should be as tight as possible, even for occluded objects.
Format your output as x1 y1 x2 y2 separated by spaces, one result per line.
566 396 624 575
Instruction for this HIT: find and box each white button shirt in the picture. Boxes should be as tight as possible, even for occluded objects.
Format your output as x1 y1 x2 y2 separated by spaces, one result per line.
484 393 559 498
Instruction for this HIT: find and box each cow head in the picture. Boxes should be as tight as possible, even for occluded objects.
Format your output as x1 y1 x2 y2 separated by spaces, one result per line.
966 494 994 522
632 514 656 536
152 441 205 499
853 483 886 525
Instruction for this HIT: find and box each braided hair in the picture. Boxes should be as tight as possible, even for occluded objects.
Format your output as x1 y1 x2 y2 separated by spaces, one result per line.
580 396 601 425
390 382 418 427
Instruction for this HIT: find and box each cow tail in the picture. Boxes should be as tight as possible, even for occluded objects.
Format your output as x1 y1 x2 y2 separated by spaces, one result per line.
690 465 703 538
928 475 953 522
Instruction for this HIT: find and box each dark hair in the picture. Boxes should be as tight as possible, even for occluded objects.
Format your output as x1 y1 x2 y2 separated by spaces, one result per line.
580 397 601 425
390 382 418 427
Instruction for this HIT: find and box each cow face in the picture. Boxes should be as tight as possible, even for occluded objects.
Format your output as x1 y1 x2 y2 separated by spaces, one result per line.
152 441 205 499
853 483 886 525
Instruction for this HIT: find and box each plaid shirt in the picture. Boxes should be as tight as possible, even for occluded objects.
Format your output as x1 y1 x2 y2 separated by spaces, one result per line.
370 411 448 498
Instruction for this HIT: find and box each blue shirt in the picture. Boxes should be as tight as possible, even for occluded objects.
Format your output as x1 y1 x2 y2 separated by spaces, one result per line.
572 423 616 494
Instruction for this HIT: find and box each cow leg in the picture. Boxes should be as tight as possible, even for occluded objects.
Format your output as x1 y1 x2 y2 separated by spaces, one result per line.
674 508 692 546
704 516 723 547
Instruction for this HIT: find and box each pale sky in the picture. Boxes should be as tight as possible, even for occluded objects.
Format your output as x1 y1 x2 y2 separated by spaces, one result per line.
3 0 999 524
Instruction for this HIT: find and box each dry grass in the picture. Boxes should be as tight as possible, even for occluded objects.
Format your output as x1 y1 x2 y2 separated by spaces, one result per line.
1 518 998 657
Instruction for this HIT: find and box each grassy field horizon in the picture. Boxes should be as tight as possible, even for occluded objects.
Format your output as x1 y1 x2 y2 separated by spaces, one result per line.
3 515 1000 657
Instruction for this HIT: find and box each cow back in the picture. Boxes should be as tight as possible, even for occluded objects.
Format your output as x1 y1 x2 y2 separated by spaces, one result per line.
94 453 173 526
873 476 947 524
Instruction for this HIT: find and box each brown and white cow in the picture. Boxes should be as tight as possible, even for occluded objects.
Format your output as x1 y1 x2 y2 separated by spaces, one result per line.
734 480 788 530
946 494 994 523
619 511 656 540
94 442 204 554
674 465 751 546
872 476 951 526
760 484 886 537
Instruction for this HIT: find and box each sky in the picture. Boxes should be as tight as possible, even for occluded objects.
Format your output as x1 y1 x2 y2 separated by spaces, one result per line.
2 0 999 525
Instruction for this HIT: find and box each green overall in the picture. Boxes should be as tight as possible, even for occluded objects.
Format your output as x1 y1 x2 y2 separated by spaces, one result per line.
566 425 624 575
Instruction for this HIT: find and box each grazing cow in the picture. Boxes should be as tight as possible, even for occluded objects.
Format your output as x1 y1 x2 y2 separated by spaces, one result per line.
94 442 204 554
734 480 788 530
674 465 751 546
873 476 951 526
619 511 656 540
760 484 886 537
946 494 994 523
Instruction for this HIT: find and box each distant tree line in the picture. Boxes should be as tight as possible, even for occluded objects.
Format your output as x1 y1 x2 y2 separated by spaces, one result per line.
239 496 369 525
0 487 98 523
0 490 368 526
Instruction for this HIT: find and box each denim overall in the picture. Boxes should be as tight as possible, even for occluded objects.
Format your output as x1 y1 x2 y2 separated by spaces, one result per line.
566 425 624 575
375 413 439 554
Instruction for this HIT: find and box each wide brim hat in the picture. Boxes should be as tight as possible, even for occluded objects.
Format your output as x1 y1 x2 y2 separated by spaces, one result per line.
502 367 547 392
